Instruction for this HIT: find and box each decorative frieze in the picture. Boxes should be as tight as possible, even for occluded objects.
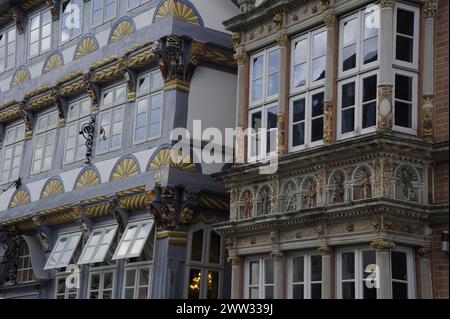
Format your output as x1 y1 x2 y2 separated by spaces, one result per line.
377 85 394 130
370 239 396 251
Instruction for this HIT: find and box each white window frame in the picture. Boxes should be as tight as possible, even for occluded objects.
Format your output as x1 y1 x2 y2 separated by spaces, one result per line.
28 9 52 59
0 121 24 185
393 2 420 70
338 5 380 78
31 110 59 175
0 25 16 73
78 225 118 265
133 70 164 145
112 219 155 260
244 257 274 299
88 267 116 299
184 224 224 299
290 27 327 95
55 274 80 299
60 0 83 44
337 69 379 140
126 0 149 11
15 243 36 283
287 253 322 299
122 262 153 299
248 102 279 162
392 69 418 135
91 0 117 28
390 246 416 299
44 232 82 270
97 83 127 155
64 97 91 164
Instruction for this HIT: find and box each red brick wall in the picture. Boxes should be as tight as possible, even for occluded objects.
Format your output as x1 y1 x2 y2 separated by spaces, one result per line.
431 224 449 299
434 0 449 142
434 162 449 204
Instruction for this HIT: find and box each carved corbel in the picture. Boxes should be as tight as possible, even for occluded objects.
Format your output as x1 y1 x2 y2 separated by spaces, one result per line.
9 6 24 34
108 198 128 237
370 239 396 251
31 215 52 253
51 88 67 127
73 207 92 244
18 101 33 140
157 35 184 84
46 0 59 20
185 41 205 83
83 73 100 114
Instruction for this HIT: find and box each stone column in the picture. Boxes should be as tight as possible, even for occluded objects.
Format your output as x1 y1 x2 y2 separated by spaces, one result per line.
228 256 243 299
277 33 289 156
418 247 433 299
371 239 395 299
233 50 249 164
422 0 437 139
319 245 332 299
271 250 284 299
377 0 395 131
322 10 337 144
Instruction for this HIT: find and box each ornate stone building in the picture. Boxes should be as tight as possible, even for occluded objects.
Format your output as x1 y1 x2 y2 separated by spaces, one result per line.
215 0 448 299
0 0 240 299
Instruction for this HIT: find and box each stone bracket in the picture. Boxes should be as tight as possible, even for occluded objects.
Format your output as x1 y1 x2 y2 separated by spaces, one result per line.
10 6 24 34
18 102 34 140
83 73 100 113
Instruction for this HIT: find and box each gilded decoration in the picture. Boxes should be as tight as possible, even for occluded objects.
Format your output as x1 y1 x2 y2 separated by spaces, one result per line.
74 36 98 59
323 13 336 28
422 96 434 138
41 179 64 199
380 0 395 8
110 20 136 43
155 0 202 25
148 148 197 173
111 157 139 181
75 169 100 190
43 53 63 74
323 101 333 143
9 189 30 209
424 0 437 17
373 159 394 198
233 52 248 66
232 32 241 49
10 68 31 88
370 239 396 251
378 85 393 129
353 165 372 200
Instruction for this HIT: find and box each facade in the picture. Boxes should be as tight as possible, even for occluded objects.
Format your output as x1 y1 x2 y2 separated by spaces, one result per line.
215 0 449 299
0 0 240 299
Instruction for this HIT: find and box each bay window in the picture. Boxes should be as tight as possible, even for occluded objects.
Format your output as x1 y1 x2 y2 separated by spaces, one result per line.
394 3 420 68
88 268 115 299
29 9 52 58
287 253 322 299
393 69 418 134
55 275 79 299
31 110 59 175
61 0 82 43
123 264 152 299
1 122 24 184
249 47 280 161
186 225 223 299
134 70 164 144
245 257 274 299
0 26 16 73
64 97 91 164
289 28 327 151
97 84 127 154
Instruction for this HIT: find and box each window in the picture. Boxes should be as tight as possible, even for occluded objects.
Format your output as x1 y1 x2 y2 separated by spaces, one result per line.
391 249 415 299
336 248 376 299
44 232 82 270
1 122 24 184
61 0 82 43
15 243 36 283
29 9 52 58
113 219 154 260
186 225 223 299
248 47 280 161
97 84 127 154
288 253 322 299
0 26 16 72
64 98 91 164
92 0 116 26
289 28 327 151
134 71 164 144
123 264 152 299
337 71 378 139
88 269 115 299
78 225 118 265
339 5 379 75
55 275 79 299
31 110 58 174
394 3 419 68
127 0 148 10
245 258 274 299
393 70 418 134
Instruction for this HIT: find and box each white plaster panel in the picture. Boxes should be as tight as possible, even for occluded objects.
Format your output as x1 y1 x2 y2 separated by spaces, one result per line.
134 8 155 30
134 147 157 173
190 0 240 33
0 189 14 211
0 77 11 92
29 62 44 79
28 179 47 201
96 157 119 183
96 29 111 48
62 45 76 64
60 167 83 192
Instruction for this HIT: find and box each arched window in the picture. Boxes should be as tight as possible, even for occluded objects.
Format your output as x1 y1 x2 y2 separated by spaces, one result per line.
15 242 36 283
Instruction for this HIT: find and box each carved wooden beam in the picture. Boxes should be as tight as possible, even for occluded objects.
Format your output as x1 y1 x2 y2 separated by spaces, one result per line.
47 0 60 21
18 101 33 140
9 6 24 34
83 73 100 113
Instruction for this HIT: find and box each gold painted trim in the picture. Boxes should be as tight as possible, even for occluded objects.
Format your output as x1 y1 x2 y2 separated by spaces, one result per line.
163 79 190 92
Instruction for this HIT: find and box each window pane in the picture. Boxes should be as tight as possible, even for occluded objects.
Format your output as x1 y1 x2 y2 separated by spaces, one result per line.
342 282 355 299
343 19 357 46
265 286 274 299
311 255 322 282
312 56 326 81
342 82 356 108
362 250 376 279
190 230 203 262
267 106 278 129
395 102 412 128
249 287 259 299
313 32 327 57
139 268 150 286
396 36 414 63
293 98 305 123
392 282 408 299
311 118 323 142
363 75 377 102
362 102 376 129
268 50 280 74
188 269 201 299
268 73 280 96
207 271 219 299
364 37 378 64
250 261 259 285
294 63 306 88
292 256 304 283
252 79 263 102
126 269 136 287
293 123 305 147
252 56 263 79
391 251 407 281
311 283 322 299
342 109 355 134
294 40 307 63
342 252 355 280
251 111 262 131
395 74 412 102
312 92 324 117
264 259 274 284
209 232 221 264
397 9 415 36
292 284 304 299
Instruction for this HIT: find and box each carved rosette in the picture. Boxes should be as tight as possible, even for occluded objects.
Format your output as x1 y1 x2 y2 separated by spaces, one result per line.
323 101 333 143
422 96 434 139
370 239 396 251
377 85 393 130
